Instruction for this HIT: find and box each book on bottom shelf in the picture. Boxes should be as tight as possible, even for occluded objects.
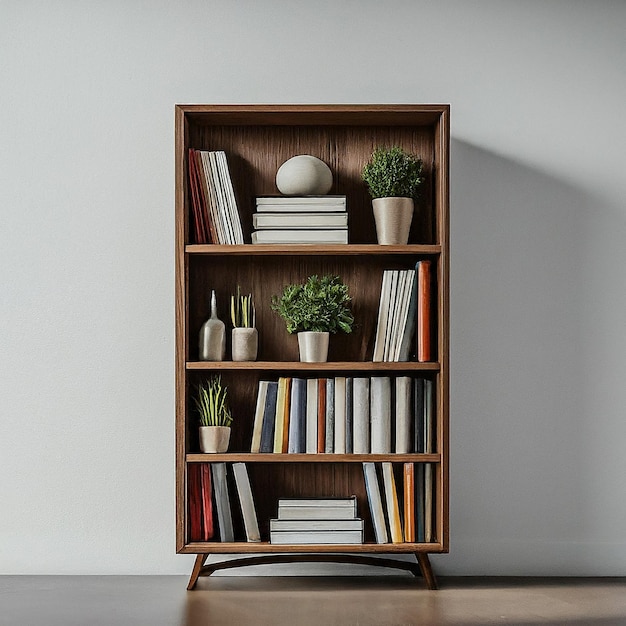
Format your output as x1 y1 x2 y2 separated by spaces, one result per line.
277 496 357 520
270 529 363 545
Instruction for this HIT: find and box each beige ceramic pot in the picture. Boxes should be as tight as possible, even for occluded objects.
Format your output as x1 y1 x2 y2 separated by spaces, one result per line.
297 331 329 362
231 327 258 361
372 197 414 245
199 426 231 453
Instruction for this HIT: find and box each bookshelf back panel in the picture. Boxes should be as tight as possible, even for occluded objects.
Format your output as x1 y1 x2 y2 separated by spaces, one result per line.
188 254 438 363
186 124 437 245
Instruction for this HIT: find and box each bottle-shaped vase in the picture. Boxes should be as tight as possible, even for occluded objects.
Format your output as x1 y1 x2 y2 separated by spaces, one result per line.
199 290 225 361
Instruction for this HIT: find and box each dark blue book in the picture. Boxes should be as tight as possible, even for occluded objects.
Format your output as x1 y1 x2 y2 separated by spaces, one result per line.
414 377 425 453
345 377 353 453
416 463 425 542
288 378 306 453
260 381 278 453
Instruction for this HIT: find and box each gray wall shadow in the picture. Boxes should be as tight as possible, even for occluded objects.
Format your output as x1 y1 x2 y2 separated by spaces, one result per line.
443 138 594 573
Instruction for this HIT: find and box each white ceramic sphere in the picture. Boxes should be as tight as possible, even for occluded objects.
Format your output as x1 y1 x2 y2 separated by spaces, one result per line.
276 155 333 195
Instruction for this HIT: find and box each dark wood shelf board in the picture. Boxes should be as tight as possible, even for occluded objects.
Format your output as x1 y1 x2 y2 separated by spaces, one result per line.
186 244 442 256
186 361 440 371
181 541 444 554
186 453 441 463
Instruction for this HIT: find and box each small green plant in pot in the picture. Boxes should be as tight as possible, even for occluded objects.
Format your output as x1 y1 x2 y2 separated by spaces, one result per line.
271 274 354 362
362 146 424 245
195 375 233 453
230 286 258 362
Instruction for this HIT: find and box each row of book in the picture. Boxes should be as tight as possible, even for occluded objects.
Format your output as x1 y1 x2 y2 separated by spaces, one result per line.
251 195 348 244
188 149 244 244
188 462 260 543
372 262 433 362
270 497 363 544
364 462 435 544
251 376 435 455
189 463 435 544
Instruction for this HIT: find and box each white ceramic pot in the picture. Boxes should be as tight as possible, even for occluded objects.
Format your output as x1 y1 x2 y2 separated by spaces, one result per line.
199 426 231 453
297 331 330 363
372 197 414 245
232 327 258 362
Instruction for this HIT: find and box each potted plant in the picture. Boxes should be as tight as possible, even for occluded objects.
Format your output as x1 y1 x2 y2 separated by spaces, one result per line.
271 274 354 362
195 376 233 453
361 146 424 245
230 286 257 361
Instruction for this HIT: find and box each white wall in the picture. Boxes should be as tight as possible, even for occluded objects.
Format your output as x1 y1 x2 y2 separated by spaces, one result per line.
1 0 624 575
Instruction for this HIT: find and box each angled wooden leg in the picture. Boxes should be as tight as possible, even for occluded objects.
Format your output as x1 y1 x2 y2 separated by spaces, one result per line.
187 553 209 590
416 553 438 590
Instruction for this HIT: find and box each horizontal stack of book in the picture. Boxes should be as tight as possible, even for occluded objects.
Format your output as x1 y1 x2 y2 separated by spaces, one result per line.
270 497 364 544
251 195 348 244
188 462 260 543
363 462 435 544
250 376 435 455
372 261 432 362
188 149 244 245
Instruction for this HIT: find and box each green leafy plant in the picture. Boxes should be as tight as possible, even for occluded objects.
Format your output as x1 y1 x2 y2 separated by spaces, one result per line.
195 376 233 427
361 146 424 200
230 286 255 328
271 274 354 334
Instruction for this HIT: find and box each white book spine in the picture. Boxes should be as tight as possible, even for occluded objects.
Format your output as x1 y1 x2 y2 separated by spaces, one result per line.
352 377 370 454
363 462 388 544
394 377 412 454
370 377 391 454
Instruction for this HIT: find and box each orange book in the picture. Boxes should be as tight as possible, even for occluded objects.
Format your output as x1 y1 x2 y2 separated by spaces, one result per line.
317 378 326 453
403 463 415 542
417 260 432 362
200 463 214 540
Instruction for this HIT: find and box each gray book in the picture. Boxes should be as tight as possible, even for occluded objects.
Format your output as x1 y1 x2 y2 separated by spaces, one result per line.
288 378 307 453
277 496 357 520
363 462 388 544
345 377 353 453
352 377 371 454
395 376 412 454
325 378 335 453
211 463 234 542
232 463 261 542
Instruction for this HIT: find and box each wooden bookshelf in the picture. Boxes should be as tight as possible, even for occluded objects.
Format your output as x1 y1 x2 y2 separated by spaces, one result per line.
175 104 449 590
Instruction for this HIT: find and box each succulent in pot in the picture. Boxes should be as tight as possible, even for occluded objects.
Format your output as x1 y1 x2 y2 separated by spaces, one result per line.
195 375 233 453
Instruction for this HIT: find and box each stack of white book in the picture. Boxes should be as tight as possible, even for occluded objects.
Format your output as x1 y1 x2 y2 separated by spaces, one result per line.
251 196 348 244
269 496 363 544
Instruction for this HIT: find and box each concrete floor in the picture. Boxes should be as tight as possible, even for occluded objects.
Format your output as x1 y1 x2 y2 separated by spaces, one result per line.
1 576 625 626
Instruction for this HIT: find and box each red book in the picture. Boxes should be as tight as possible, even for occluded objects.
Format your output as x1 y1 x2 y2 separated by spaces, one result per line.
188 463 203 541
317 378 326 453
200 463 214 540
417 260 432 362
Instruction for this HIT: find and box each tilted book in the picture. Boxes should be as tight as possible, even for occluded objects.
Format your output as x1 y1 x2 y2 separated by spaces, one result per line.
232 463 261 542
211 463 234 542
259 381 278 453
363 462 388 544
250 381 269 453
382 462 403 544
